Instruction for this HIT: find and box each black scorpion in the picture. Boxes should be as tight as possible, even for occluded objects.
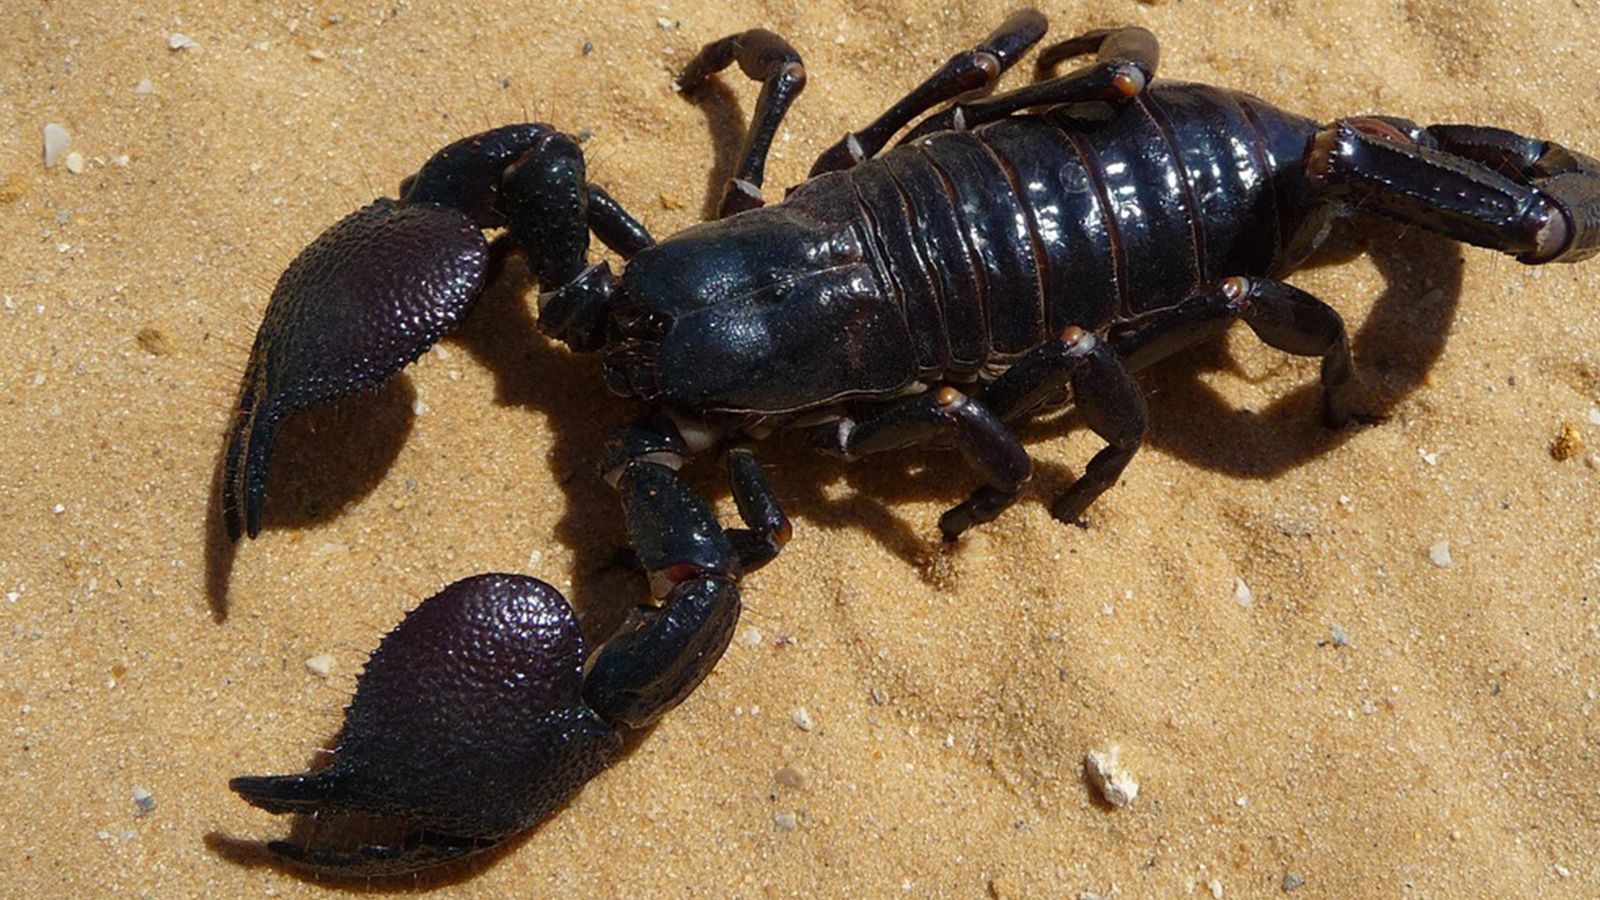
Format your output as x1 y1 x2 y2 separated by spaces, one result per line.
220 10 1600 874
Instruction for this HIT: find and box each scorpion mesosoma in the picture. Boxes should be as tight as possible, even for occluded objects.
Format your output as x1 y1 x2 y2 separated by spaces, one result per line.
221 10 1599 875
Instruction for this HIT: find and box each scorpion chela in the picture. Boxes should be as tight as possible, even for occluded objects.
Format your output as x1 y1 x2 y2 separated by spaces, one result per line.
221 9 1599 875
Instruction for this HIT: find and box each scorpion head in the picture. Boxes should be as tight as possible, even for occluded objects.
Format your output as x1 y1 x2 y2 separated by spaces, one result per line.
604 199 917 415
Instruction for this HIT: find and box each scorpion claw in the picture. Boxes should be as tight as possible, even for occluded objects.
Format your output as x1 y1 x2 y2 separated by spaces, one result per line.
222 198 491 541
231 574 622 876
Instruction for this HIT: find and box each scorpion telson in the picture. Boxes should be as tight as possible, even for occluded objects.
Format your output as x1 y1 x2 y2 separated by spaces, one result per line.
221 9 1599 875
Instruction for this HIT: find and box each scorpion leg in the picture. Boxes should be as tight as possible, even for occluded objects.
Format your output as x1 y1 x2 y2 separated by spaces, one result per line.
980 328 1147 528
1308 117 1600 264
677 29 807 218
1107 277 1367 427
809 9 1049 175
812 388 1033 541
899 26 1157 144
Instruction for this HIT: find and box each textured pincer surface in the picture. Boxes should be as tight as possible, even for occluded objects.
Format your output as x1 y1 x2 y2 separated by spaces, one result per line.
222 198 489 540
230 574 621 875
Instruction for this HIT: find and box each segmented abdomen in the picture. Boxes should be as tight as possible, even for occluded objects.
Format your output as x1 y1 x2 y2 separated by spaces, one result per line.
844 83 1319 379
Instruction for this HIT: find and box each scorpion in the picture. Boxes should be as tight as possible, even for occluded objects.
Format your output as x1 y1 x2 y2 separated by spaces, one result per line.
220 9 1600 875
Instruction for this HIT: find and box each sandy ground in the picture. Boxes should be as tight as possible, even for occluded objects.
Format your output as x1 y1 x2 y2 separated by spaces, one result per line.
5 0 1600 896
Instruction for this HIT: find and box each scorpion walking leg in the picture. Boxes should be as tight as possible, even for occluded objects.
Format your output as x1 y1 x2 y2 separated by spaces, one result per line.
1108 277 1366 427
677 29 807 217
809 9 1049 175
980 328 1147 528
813 388 1033 541
1309 117 1600 264
899 26 1158 144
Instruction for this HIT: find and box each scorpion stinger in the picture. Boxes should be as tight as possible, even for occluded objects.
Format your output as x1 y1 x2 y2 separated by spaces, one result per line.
1309 117 1600 264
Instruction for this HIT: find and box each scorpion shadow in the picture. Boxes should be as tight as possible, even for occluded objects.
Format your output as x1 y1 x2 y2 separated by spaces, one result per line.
203 379 416 621
1136 219 1465 478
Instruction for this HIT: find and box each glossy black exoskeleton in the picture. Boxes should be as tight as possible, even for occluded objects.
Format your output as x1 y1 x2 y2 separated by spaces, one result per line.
220 9 1600 875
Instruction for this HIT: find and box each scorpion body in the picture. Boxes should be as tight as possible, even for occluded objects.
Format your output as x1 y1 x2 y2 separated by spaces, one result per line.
610 82 1325 416
218 10 1600 875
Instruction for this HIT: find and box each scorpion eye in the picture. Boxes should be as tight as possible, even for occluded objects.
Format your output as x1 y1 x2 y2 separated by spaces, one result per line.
827 231 864 263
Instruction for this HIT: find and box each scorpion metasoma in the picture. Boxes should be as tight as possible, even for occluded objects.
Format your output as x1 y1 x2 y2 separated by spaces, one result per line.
220 9 1600 875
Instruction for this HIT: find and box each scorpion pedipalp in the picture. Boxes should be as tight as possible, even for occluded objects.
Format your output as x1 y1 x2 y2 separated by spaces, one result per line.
221 124 604 541
222 198 490 540
231 574 621 876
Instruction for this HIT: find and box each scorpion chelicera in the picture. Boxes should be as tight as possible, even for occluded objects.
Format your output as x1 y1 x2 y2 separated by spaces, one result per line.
221 9 1600 875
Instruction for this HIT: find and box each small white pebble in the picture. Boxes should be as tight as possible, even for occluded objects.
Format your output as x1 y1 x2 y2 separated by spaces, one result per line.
1329 623 1350 647
307 48 328 60
132 786 156 816
250 40 270 51
43 123 70 167
1084 745 1139 807
790 707 814 731
112 154 130 167
735 624 764 648
167 32 199 51
1235 796 1248 807
6 592 19 604
1232 578 1253 607
52 503 65 515
656 17 674 28
774 810 798 832
64 152 85 174
1428 540 1453 568
834 34 847 44
1208 878 1224 899
135 77 154 94
413 399 428 415
1419 449 1439 466
304 654 334 677
1555 863 1571 878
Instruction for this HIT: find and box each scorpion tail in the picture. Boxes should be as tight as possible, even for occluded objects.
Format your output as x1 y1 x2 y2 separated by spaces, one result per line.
1307 117 1600 266
230 574 623 877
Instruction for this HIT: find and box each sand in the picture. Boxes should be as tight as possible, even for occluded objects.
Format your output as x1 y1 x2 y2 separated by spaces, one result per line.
5 0 1599 896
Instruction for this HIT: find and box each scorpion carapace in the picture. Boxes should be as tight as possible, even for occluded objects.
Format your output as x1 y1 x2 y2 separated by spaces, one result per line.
220 9 1600 875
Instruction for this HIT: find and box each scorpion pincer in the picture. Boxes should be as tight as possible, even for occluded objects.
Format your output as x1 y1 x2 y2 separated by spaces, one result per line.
219 9 1600 874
